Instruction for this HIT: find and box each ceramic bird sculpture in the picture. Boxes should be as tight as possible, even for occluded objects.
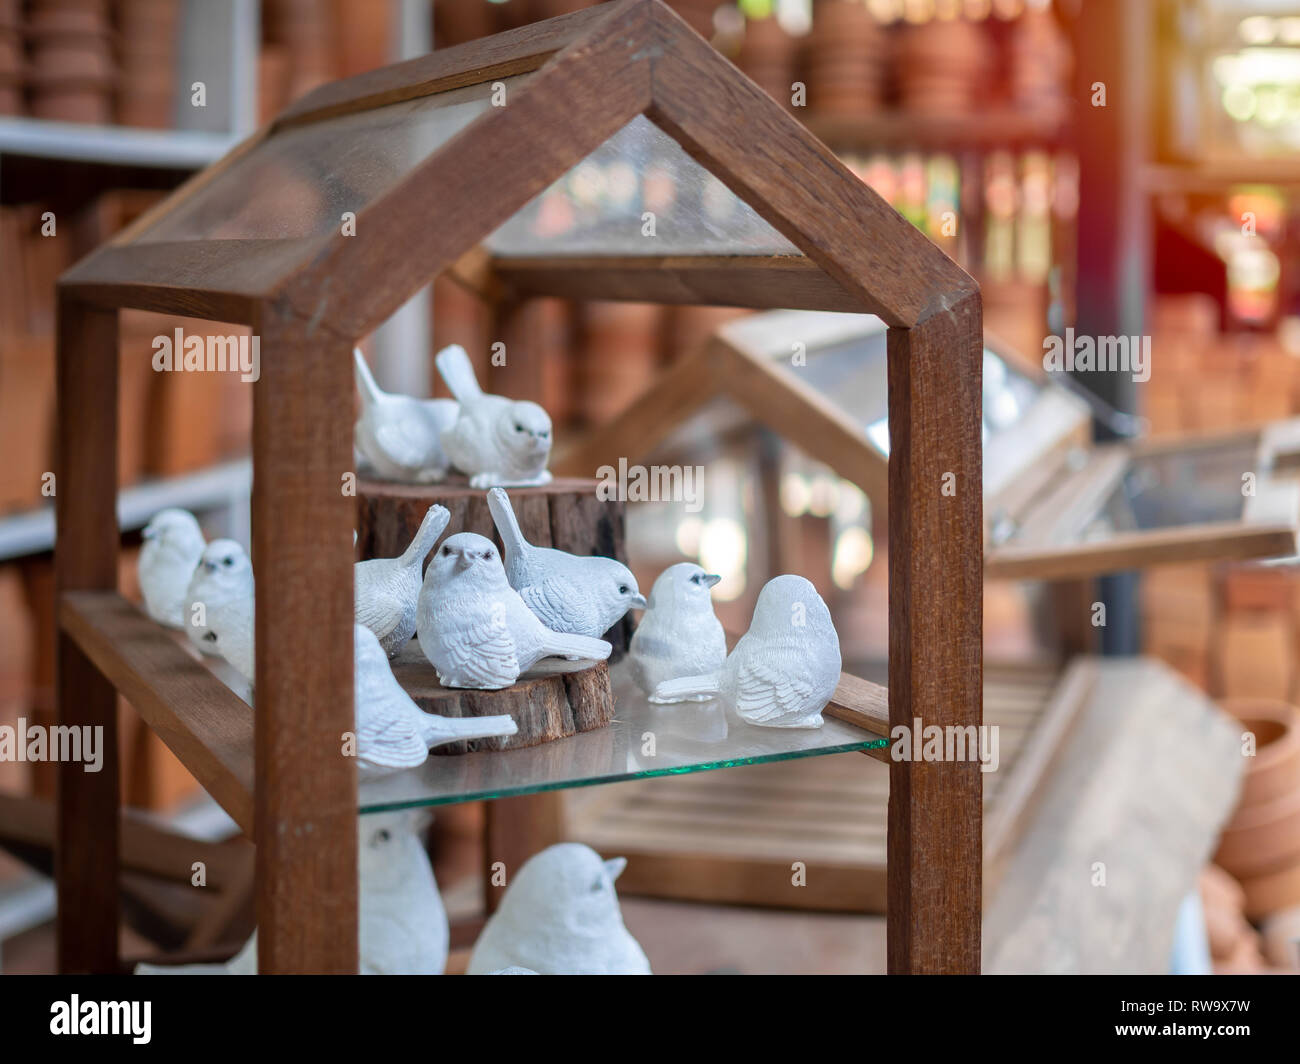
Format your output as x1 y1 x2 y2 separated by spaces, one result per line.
354 623 518 776
650 574 841 728
467 843 650 975
487 487 645 639
354 347 459 483
436 344 553 488
186 539 256 684
137 810 449 975
416 532 611 690
628 563 726 699
139 508 206 629
355 504 450 656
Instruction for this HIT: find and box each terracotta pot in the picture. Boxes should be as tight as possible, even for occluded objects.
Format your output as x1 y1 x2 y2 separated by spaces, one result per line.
27 81 113 123
1221 699 1300 809
1260 905 1300 969
0 28 20 73
1241 859 1300 920
1215 784 1300 879
1202 896 1250 960
1200 863 1247 911
1214 931 1266 974
27 37 116 81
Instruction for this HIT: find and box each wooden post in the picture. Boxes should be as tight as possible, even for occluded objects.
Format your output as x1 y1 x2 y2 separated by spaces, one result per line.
886 292 984 974
54 293 121 973
484 793 565 913
251 311 358 973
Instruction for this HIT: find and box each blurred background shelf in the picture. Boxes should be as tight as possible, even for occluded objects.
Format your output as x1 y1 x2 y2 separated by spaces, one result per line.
0 117 237 169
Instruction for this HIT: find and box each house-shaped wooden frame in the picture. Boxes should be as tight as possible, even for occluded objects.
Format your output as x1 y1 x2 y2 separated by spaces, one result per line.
54 0 983 974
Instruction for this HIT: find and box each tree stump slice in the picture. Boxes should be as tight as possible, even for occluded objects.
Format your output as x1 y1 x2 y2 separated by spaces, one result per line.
387 640 614 754
355 475 634 656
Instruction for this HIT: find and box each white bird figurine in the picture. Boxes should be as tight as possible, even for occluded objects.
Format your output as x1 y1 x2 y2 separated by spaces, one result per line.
467 843 650 975
416 532 611 690
436 344 553 488
353 623 518 776
487 487 645 639
629 563 726 700
186 539 256 685
138 508 205 629
137 810 449 975
650 574 841 729
354 347 459 483
355 504 450 656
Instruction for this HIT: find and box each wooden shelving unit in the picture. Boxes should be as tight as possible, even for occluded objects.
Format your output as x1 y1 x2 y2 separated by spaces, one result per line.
53 0 984 975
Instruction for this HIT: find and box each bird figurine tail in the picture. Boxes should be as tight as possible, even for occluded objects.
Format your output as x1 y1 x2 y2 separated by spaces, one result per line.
650 673 721 703
421 712 519 748
354 347 385 408
401 505 451 568
539 632 612 662
486 488 530 559
435 344 482 403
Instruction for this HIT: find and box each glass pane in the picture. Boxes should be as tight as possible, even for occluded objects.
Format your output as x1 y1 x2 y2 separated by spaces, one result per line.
1079 440 1255 539
134 76 530 244
485 115 799 256
358 655 885 813
767 317 1046 456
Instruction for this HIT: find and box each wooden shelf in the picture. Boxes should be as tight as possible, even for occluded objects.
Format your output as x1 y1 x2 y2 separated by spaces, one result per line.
57 592 889 829
804 107 1071 151
59 591 255 835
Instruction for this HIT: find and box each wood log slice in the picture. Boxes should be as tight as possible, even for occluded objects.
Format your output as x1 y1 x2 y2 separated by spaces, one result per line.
387 639 614 754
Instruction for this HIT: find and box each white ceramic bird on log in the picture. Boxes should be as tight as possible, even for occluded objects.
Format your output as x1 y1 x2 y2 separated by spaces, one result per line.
139 508 205 629
355 504 449 657
436 344 552 488
354 347 458 483
185 539 255 684
137 810 450 975
650 574 840 729
467 843 650 975
416 532 611 690
629 563 725 700
487 487 645 639
353 623 517 776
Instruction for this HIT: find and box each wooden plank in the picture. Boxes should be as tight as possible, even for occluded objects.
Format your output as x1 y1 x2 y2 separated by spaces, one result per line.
983 659 1244 974
59 591 255 834
276 2 627 127
647 0 975 328
54 294 121 974
885 292 984 974
492 254 863 313
485 792 565 913
251 311 357 974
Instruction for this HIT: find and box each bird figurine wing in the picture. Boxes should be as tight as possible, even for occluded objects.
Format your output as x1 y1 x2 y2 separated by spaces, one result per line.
517 575 588 634
371 412 438 471
355 567 406 643
732 653 819 725
356 703 429 772
437 608 520 689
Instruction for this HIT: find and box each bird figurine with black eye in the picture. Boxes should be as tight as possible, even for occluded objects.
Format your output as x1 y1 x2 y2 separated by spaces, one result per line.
354 504 450 656
354 348 459 483
629 563 726 700
139 508 206 629
487 487 645 640
436 344 553 488
416 532 611 690
185 539 256 686
650 574 841 728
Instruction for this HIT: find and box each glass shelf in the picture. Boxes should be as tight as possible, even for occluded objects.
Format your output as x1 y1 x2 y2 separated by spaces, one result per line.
358 658 887 815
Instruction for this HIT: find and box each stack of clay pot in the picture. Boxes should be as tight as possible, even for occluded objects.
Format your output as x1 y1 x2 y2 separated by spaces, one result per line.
25 0 115 123
1214 699 1300 924
1200 865 1269 973
264 0 334 104
579 302 664 424
807 0 886 118
1007 6 1070 119
736 15 798 108
115 0 178 128
0 0 20 114
894 14 990 117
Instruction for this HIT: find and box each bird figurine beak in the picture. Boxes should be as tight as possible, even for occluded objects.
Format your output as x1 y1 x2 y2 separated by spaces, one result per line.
704 573 722 588
455 552 474 572
203 560 219 573
142 526 157 540
604 856 627 881
629 593 648 610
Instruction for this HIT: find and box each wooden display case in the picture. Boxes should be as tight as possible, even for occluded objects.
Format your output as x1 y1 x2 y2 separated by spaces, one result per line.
53 1 983 974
